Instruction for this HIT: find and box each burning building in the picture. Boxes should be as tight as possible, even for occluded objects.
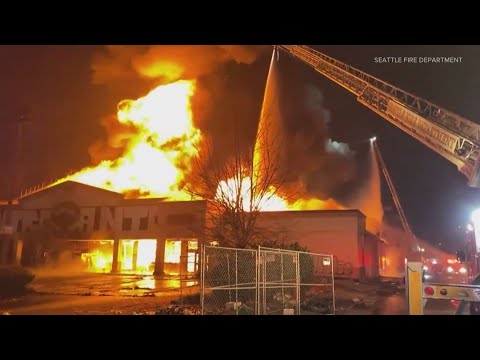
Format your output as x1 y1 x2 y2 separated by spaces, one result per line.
0 78 208 275
256 209 383 279
0 185 384 279
0 181 206 276
0 182 387 279
0 46 391 280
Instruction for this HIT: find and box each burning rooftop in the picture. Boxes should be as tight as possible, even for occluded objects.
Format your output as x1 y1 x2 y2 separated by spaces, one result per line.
12 47 383 232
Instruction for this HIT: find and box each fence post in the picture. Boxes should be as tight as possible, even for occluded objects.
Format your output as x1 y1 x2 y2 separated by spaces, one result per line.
200 245 205 315
235 250 238 315
331 255 336 315
256 247 259 315
296 252 300 315
406 262 423 315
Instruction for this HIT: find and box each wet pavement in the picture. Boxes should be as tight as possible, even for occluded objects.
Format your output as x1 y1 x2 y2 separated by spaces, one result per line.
30 272 198 297
0 273 466 315
0 271 200 315
373 294 407 315
0 294 184 315
373 295 460 315
336 279 460 315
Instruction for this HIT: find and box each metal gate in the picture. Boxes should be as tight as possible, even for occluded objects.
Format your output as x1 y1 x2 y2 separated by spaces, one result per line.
258 247 300 315
200 245 335 315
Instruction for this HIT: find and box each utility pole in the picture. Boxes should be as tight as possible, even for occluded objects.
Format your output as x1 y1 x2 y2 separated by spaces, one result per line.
11 107 31 200
1 108 30 265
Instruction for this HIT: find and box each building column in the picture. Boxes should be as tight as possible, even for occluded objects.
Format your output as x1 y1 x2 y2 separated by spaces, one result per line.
6 238 15 265
132 240 139 272
0 236 7 265
15 238 23 265
111 238 120 273
180 240 188 277
153 238 165 276
359 234 366 280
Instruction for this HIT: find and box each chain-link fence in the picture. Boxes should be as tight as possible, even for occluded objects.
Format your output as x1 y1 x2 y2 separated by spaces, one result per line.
258 247 299 315
174 254 200 304
201 245 335 315
297 250 335 315
200 246 258 315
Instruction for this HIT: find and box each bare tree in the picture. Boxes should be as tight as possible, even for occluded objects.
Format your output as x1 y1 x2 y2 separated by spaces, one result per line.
185 114 291 248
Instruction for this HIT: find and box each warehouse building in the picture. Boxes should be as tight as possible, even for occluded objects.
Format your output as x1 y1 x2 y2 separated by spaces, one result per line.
1 181 384 279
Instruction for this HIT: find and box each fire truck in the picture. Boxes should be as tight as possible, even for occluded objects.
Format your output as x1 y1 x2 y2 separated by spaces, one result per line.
276 45 480 313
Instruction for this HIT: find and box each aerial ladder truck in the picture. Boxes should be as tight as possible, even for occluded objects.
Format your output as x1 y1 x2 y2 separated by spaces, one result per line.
276 45 480 313
276 45 480 187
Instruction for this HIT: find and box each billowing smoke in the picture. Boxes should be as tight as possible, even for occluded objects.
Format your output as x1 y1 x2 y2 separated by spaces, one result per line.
347 143 384 234
276 69 357 201
272 59 386 228
326 139 351 156
88 45 268 166
87 114 138 165
86 46 363 207
92 45 264 86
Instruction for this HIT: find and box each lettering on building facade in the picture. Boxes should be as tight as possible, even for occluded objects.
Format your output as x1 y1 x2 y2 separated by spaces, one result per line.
0 203 201 238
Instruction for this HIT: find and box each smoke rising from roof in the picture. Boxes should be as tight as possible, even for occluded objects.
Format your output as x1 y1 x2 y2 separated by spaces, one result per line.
88 46 368 207
347 143 384 234
275 65 357 201
92 45 264 86
88 45 268 167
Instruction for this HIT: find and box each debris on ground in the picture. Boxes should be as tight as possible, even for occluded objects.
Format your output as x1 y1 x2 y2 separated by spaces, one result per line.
301 298 332 314
171 294 200 305
232 303 255 315
353 298 367 309
331 278 404 314
155 305 201 315
376 281 401 296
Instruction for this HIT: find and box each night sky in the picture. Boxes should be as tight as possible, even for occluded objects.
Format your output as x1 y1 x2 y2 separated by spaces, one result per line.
1 45 480 252
311 45 480 252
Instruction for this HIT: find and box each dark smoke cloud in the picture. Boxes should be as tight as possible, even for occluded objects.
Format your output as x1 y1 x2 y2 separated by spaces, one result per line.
91 46 146 85
87 46 359 203
278 73 356 200
87 114 138 165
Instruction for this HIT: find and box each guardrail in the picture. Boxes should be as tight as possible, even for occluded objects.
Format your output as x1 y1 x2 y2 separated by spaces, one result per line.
406 262 480 315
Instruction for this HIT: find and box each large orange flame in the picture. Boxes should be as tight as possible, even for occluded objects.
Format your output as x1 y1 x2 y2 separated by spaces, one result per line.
53 75 338 214
58 80 200 199
216 177 288 212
